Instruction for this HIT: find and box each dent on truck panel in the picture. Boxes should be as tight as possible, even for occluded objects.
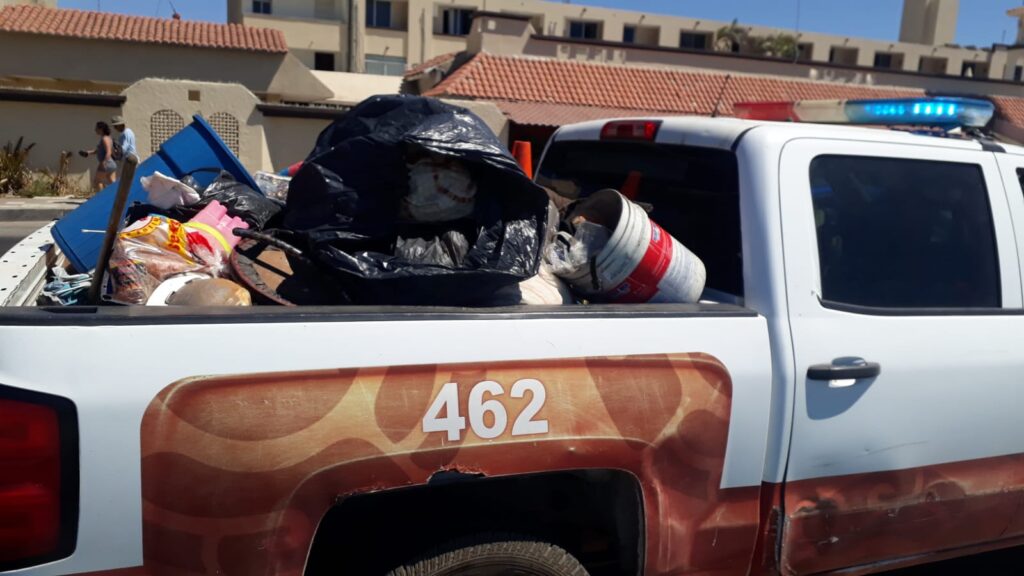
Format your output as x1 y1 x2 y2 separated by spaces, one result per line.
782 452 1024 575
138 353 760 576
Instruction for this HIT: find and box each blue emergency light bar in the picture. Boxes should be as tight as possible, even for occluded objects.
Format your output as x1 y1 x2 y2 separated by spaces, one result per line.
845 97 994 128
735 97 996 129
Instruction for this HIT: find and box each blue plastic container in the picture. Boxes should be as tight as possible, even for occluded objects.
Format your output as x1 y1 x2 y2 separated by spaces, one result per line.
53 115 259 272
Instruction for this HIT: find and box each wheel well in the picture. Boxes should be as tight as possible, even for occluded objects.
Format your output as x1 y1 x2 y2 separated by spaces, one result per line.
304 469 643 576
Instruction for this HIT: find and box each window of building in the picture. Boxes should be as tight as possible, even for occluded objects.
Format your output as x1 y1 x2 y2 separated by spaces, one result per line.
365 54 407 76
441 7 474 36
252 0 271 14
918 56 948 75
623 25 636 44
960 61 989 78
829 46 859 66
1015 65 1024 82
315 52 335 71
567 20 600 40
680 31 710 50
810 155 999 309
872 52 904 70
366 0 392 28
797 43 814 62
623 24 658 46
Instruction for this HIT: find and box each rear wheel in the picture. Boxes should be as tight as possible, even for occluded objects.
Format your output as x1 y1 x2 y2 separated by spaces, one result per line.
386 539 590 576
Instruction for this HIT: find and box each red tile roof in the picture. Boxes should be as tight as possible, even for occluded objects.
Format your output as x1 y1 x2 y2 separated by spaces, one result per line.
993 95 1024 131
0 5 287 53
424 53 926 122
406 52 458 77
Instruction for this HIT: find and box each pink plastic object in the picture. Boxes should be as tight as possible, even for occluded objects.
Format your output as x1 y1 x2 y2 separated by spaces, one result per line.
185 200 249 257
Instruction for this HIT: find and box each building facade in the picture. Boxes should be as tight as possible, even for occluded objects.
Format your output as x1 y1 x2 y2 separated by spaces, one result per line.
229 0 1024 82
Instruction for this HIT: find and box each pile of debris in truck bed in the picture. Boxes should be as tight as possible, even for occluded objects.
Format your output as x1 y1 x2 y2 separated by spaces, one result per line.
40 95 706 308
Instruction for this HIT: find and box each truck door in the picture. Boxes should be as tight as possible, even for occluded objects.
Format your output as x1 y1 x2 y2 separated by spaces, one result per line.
777 139 1024 574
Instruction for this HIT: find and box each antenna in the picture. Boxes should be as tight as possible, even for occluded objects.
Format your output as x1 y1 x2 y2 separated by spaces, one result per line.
168 0 180 19
711 74 732 118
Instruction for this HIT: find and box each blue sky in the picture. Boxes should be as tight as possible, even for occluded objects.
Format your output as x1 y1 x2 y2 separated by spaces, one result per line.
58 0 1024 47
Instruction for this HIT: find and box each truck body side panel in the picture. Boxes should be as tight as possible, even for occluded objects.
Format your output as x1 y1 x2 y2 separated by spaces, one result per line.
140 354 755 576
777 138 1024 574
782 453 1024 575
0 311 772 576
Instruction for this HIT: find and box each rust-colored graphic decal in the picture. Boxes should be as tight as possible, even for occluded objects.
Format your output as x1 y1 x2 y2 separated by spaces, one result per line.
782 452 1024 575
140 353 759 576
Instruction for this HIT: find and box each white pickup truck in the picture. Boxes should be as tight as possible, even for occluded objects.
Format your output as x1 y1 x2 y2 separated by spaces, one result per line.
2 99 1023 576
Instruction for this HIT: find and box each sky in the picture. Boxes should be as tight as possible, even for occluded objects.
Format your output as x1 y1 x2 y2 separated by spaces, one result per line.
58 0 1024 47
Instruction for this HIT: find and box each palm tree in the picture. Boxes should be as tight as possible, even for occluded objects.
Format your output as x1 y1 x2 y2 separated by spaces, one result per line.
755 33 799 60
715 19 749 53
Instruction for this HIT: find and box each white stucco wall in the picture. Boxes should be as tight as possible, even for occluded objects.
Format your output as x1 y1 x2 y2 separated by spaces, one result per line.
121 79 267 172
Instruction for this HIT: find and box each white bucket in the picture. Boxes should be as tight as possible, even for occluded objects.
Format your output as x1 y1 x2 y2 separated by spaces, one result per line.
562 189 706 303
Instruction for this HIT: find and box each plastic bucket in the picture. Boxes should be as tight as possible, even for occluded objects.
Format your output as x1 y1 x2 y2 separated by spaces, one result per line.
562 189 706 303
53 115 259 272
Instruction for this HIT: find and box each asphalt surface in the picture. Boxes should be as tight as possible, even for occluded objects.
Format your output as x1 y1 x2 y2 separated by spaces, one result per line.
0 220 50 256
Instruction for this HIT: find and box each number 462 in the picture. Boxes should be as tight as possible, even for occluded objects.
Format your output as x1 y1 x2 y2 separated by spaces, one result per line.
422 379 549 441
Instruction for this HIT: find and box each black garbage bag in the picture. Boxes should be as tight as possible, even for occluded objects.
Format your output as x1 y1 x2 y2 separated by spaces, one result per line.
281 95 549 306
125 171 283 231
196 172 282 230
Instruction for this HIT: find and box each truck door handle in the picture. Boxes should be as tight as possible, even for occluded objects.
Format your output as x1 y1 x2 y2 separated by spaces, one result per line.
807 361 881 382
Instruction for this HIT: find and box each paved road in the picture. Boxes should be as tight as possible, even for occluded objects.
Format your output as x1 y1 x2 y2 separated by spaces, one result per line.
0 221 50 256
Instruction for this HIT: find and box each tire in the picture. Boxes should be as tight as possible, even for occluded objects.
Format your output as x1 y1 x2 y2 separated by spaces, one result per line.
386 539 590 576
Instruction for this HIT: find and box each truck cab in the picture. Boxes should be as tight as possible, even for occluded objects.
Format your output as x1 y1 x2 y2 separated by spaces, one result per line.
1 97 1023 576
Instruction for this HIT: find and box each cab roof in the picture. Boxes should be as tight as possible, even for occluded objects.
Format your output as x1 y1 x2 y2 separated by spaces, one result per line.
551 116 1024 157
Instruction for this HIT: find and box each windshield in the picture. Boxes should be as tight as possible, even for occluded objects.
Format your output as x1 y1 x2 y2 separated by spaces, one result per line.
536 140 743 299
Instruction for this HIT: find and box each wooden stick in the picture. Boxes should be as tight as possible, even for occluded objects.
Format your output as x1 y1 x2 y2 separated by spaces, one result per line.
88 154 139 304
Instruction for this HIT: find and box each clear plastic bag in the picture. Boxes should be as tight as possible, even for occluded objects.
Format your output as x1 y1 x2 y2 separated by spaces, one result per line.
545 221 612 278
141 171 200 210
104 216 222 305
402 157 477 223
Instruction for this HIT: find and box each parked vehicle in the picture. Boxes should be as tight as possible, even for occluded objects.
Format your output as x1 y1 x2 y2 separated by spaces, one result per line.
2 98 1023 576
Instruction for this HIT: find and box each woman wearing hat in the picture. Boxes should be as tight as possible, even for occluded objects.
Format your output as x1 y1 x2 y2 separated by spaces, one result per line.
78 121 117 193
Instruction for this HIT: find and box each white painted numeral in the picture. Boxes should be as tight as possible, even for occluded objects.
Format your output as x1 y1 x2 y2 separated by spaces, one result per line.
423 379 549 441
510 378 549 436
422 382 466 441
468 380 507 439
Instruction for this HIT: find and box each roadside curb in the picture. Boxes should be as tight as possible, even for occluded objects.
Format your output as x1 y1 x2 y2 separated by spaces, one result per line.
0 198 84 222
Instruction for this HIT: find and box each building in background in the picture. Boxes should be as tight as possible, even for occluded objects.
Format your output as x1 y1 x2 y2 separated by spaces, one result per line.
0 5 336 184
0 0 54 7
229 0 1024 81
403 12 1024 162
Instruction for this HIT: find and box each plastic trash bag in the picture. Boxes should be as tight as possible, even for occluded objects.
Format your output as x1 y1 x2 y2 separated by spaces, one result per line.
199 173 282 230
281 95 549 306
253 171 291 201
394 230 470 268
402 157 477 222
104 216 221 305
40 267 92 306
545 221 612 278
142 171 201 210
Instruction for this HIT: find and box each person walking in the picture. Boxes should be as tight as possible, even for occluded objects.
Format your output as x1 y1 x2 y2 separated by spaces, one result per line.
111 115 136 162
79 121 117 192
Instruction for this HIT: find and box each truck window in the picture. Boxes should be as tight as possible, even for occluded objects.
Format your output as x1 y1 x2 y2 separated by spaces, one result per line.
537 141 742 298
810 155 999 309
